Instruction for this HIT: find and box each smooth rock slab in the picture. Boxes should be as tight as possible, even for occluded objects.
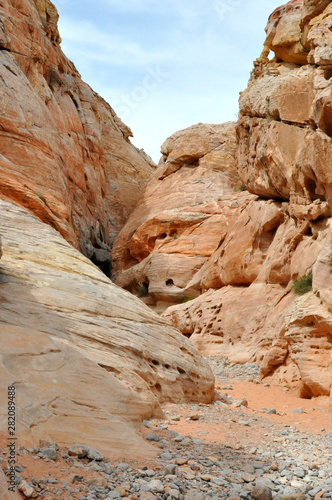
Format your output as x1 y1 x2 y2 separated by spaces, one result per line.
0 199 214 459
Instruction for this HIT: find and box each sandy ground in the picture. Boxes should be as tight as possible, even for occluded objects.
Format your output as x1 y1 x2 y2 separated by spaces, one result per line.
0 365 331 499
161 381 331 449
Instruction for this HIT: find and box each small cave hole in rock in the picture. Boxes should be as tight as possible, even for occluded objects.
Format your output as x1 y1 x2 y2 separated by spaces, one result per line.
164 364 171 369
166 278 174 287
154 383 162 392
159 233 167 239
305 225 313 237
177 367 186 374
300 384 314 399
151 359 160 366
305 179 326 202
324 69 332 80
137 281 149 297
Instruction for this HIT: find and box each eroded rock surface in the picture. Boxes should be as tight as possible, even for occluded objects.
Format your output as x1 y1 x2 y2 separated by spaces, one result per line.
112 122 242 310
0 0 155 272
112 0 332 403
0 199 214 458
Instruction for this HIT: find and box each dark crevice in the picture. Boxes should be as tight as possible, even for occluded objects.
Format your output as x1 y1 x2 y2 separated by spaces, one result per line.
305 178 326 202
90 255 110 277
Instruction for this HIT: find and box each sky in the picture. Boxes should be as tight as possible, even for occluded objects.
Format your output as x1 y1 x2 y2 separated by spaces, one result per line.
53 0 282 163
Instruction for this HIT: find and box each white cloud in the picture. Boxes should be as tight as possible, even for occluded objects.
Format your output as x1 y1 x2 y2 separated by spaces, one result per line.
59 18 173 68
55 0 283 161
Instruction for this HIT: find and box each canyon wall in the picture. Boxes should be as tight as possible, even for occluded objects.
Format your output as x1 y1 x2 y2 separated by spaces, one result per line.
0 0 155 272
112 122 243 311
113 0 332 402
0 0 214 459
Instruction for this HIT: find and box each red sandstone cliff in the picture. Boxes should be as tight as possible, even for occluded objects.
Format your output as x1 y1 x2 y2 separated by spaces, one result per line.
0 0 155 272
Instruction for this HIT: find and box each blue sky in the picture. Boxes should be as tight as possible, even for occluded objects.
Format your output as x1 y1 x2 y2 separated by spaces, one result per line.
53 0 282 162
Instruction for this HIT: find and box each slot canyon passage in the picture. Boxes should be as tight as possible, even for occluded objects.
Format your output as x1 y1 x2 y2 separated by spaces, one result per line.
0 0 331 499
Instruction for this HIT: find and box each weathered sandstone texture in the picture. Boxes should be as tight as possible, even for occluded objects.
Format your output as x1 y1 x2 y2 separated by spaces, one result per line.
0 199 214 458
0 468 22 499
112 122 243 310
0 0 155 273
113 0 332 402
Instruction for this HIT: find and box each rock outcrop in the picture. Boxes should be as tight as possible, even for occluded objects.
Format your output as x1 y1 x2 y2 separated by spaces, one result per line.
112 122 243 310
113 0 332 403
0 199 214 458
0 0 155 272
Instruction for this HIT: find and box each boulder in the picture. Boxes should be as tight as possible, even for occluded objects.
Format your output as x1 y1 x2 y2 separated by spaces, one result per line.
0 199 214 458
265 0 307 65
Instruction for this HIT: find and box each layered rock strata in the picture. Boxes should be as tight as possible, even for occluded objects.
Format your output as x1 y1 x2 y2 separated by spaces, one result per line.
0 0 155 272
0 198 214 458
112 122 243 310
113 0 332 402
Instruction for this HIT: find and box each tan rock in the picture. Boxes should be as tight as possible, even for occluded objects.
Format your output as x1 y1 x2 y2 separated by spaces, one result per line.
17 480 34 498
163 284 288 361
86 477 108 488
237 115 332 218
201 198 284 288
301 0 331 26
281 292 332 397
0 199 214 458
239 66 315 125
256 217 327 285
160 122 236 165
0 0 155 270
265 0 308 65
111 0 332 402
238 0 332 219
112 122 242 307
313 225 332 310
0 469 23 499
306 4 332 66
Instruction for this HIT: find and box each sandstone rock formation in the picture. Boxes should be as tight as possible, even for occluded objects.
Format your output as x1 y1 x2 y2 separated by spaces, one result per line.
113 0 332 403
0 198 214 458
112 122 243 310
0 469 22 499
0 0 155 273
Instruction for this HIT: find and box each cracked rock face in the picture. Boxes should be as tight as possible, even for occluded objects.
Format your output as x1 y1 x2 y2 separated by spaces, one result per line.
0 0 155 272
0 199 214 458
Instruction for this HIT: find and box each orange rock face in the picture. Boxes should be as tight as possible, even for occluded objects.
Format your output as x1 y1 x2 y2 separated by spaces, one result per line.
0 0 155 272
111 122 242 310
0 0 215 460
113 0 332 404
